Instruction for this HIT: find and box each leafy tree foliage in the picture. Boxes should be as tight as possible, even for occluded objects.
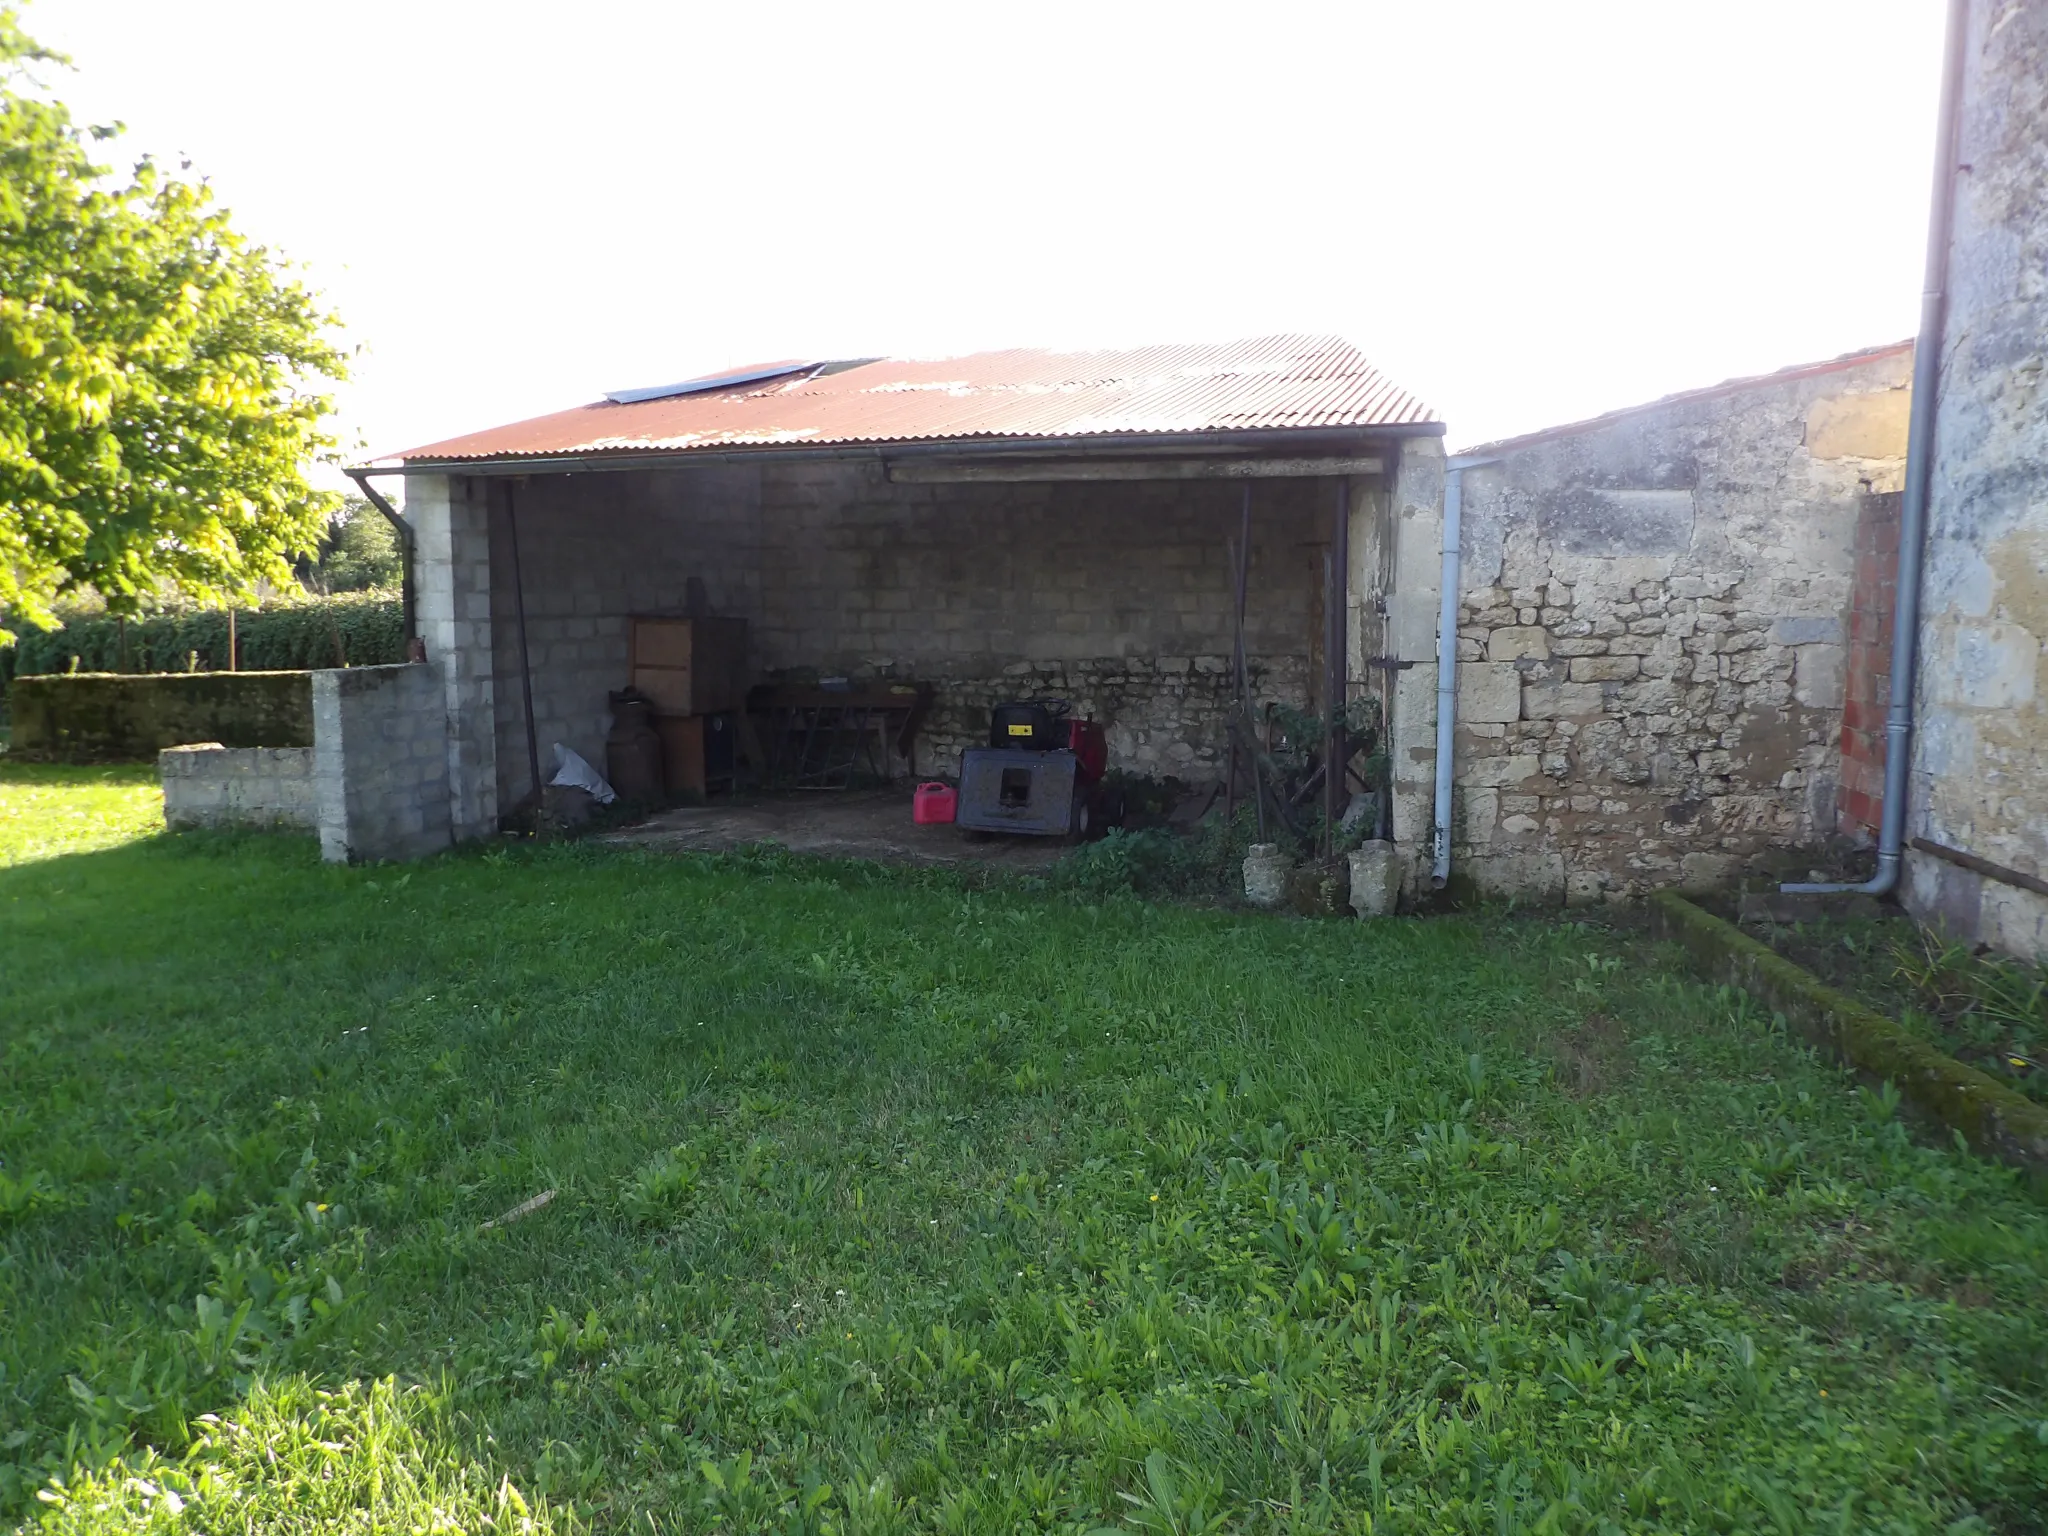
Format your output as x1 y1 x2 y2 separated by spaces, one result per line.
303 496 402 593
0 8 347 643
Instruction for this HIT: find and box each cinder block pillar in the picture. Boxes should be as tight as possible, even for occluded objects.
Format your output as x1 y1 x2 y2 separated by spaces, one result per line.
312 663 454 863
407 474 499 840
1385 439 1446 886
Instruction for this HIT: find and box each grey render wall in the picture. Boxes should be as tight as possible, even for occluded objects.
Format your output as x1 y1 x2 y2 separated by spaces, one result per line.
1449 345 1912 902
1905 0 2048 959
477 462 1351 805
312 663 452 863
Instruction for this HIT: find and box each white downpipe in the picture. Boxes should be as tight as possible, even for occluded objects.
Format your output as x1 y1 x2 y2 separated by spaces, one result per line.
1432 456 1495 888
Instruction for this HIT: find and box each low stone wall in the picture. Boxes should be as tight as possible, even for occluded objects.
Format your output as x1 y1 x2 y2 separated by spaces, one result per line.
8 671 313 761
159 744 317 830
312 664 452 863
1651 892 2048 1178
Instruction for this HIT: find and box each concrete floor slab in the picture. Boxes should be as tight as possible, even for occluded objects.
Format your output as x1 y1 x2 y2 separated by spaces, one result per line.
597 788 1068 869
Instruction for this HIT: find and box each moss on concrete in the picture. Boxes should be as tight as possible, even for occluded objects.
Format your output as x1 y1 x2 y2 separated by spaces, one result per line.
1650 889 2048 1178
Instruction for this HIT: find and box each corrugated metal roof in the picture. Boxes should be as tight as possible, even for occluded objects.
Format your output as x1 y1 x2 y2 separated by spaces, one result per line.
385 335 1440 465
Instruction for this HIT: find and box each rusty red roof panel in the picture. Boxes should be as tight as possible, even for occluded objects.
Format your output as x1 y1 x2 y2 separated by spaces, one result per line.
385 335 1440 463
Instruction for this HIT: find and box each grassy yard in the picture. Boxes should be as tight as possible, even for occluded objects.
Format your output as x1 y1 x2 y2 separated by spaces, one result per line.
2 762 2045 1534
0 761 161 866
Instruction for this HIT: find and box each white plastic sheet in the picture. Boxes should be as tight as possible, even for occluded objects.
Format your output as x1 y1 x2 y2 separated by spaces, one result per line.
548 742 616 805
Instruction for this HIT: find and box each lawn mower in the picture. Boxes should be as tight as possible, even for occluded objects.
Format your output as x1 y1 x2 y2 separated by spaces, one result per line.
955 699 1120 841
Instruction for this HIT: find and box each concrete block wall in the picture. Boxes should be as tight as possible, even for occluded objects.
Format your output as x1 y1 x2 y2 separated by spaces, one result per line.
469 462 1340 796
412 476 498 838
483 466 764 808
1447 345 1912 903
1904 0 2048 960
312 663 452 863
159 744 316 830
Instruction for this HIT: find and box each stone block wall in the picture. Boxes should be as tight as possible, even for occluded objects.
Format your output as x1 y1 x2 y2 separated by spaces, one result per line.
1448 344 1912 902
1904 0 2048 960
159 744 317 830
7 671 313 761
312 663 452 863
474 462 1343 797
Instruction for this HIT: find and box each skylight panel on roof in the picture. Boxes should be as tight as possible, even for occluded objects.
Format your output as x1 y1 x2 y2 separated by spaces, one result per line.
604 361 815 405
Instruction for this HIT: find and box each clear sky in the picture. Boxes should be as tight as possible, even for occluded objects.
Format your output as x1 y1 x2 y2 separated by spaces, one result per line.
21 0 1945 465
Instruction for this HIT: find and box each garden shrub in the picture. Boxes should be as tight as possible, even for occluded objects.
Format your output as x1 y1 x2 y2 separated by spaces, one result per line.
1053 810 1261 900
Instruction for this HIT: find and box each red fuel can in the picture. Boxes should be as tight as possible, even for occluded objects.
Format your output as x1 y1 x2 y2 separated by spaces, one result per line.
913 781 958 825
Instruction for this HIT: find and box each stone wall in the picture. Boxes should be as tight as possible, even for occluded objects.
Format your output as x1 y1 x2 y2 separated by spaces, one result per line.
312 663 452 863
1448 345 1912 902
7 671 313 761
159 744 317 831
1904 0 2048 960
472 462 1350 801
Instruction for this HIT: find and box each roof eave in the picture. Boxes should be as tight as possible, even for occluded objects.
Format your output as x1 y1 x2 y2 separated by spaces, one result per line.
357 420 1446 478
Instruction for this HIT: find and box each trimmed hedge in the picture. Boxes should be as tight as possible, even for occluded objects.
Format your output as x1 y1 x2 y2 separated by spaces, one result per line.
2 592 404 698
1649 890 2048 1180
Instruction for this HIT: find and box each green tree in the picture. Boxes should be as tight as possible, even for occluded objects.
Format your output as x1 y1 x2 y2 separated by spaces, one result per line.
305 496 402 593
0 7 347 644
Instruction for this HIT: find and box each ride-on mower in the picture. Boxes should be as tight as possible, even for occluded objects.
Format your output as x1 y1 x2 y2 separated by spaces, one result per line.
956 699 1120 841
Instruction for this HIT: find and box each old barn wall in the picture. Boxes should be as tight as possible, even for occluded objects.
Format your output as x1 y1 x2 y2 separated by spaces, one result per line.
1904 0 2048 960
1449 346 1912 902
752 463 1332 777
469 463 1346 808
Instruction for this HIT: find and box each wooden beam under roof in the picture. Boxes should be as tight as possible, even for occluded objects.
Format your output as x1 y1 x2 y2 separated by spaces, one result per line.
885 455 1383 484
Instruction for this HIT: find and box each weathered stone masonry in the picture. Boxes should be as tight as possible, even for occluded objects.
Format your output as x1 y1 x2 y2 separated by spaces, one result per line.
1904 0 2048 960
1448 345 1911 903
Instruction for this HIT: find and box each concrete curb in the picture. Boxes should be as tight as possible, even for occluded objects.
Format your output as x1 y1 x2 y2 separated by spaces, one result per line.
1648 890 2048 1179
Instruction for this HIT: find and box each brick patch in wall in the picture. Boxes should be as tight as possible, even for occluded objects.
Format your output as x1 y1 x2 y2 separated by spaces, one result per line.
1838 490 1901 840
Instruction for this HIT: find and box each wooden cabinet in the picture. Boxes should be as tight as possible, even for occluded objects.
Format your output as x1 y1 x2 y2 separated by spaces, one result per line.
630 617 747 716
654 713 737 797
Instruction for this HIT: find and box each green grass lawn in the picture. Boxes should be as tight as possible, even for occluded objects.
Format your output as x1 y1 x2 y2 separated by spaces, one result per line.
0 760 161 866
2 763 2045 1534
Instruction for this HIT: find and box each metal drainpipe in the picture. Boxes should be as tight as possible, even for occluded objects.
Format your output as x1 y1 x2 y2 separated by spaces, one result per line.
345 470 418 653
1784 0 1969 897
1431 455 1496 888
